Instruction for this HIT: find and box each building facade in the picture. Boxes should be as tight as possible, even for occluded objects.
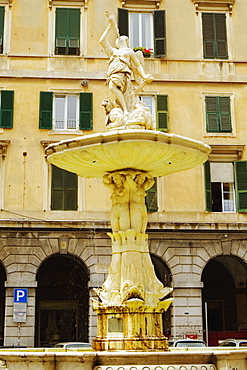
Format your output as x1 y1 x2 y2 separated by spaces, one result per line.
0 0 246 347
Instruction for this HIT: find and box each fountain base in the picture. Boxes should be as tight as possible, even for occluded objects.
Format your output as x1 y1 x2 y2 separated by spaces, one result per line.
92 299 171 351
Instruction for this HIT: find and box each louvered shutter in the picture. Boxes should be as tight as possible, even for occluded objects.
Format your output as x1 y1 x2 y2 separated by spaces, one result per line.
204 161 212 211
55 8 67 54
79 93 93 130
68 9 80 55
146 178 158 212
215 14 228 59
202 13 214 58
202 13 227 59
156 95 168 131
154 10 166 57
0 7 4 53
206 97 218 132
118 8 129 37
65 170 78 210
218 96 231 132
235 161 247 212
39 92 53 129
0 90 14 129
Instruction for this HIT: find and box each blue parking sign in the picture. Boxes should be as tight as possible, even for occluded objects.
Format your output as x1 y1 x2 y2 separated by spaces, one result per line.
14 289 28 303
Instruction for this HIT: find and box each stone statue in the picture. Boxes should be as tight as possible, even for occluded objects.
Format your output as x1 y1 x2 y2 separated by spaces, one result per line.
100 11 154 130
103 170 154 233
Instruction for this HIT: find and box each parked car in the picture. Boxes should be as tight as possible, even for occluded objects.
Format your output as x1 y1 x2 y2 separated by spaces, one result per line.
218 339 247 347
169 339 207 347
53 342 92 350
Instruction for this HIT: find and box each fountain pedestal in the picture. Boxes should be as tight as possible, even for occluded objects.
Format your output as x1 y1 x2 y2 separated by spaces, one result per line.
45 129 210 351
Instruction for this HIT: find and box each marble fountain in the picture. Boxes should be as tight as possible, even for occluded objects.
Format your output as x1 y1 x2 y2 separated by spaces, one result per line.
1 10 244 370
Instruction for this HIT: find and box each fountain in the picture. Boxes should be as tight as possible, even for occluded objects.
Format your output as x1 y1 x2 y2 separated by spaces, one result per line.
45 11 211 352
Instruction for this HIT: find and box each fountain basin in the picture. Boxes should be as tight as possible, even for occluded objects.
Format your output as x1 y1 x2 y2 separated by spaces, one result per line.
45 130 211 178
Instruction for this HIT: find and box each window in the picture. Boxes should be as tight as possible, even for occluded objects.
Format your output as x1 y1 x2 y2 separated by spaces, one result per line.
55 8 80 55
202 13 228 59
205 96 231 133
0 90 14 129
140 95 168 131
51 165 77 210
39 92 93 131
146 178 157 212
204 161 247 212
54 95 78 130
118 8 166 57
0 6 4 54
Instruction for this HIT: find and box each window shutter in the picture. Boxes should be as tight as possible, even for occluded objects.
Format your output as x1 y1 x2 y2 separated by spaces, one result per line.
39 91 53 129
202 13 214 59
206 96 218 132
51 165 77 210
218 96 231 132
235 161 247 212
79 92 93 130
118 8 129 37
0 6 4 53
51 165 64 210
145 178 157 212
68 9 80 54
55 8 67 53
65 170 78 210
156 95 168 131
204 161 212 211
0 90 14 129
154 10 166 57
215 13 228 59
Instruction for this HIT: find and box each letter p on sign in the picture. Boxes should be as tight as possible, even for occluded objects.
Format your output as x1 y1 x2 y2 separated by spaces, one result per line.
14 289 28 303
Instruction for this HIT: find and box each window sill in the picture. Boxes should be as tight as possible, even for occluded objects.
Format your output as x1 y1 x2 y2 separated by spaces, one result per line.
48 130 82 135
204 132 236 138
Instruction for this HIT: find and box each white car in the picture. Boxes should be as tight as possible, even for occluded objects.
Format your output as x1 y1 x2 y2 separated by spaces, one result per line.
169 339 207 347
218 339 247 347
54 342 92 350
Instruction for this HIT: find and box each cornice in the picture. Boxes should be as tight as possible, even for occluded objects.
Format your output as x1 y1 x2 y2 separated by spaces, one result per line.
191 0 235 14
121 0 160 10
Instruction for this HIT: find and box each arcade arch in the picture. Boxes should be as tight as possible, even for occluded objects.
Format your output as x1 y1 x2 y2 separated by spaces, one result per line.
202 255 247 345
35 254 89 347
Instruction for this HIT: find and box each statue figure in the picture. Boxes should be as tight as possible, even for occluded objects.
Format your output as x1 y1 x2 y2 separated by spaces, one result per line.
100 11 153 117
103 170 154 233
103 172 130 232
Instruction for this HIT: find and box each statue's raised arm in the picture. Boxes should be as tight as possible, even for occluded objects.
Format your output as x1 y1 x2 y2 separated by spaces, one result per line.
100 11 155 130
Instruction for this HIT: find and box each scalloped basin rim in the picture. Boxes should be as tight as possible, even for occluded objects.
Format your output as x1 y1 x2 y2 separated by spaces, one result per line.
45 130 211 178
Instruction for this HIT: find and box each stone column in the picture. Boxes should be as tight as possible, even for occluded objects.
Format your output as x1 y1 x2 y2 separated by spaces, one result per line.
4 282 37 347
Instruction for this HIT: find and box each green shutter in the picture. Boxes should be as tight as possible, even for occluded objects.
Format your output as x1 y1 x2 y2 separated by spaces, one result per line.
204 161 212 211
146 178 157 212
68 9 80 54
55 8 80 55
156 95 168 131
118 8 129 37
154 10 166 57
235 161 247 212
55 8 67 53
51 165 77 210
0 7 4 53
39 92 53 129
215 14 228 59
0 90 14 129
79 92 93 130
206 96 231 133
218 96 231 132
202 13 227 59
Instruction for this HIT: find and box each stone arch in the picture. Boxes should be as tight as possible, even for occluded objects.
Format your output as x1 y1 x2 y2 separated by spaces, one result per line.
0 262 6 346
202 254 247 345
150 253 172 337
35 253 90 347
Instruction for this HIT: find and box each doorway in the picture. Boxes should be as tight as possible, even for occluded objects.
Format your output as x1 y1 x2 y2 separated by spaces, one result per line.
35 254 89 347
